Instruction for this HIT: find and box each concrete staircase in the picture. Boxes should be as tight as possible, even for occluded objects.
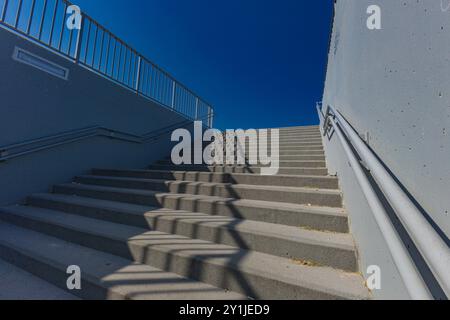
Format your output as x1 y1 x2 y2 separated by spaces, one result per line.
0 125 370 300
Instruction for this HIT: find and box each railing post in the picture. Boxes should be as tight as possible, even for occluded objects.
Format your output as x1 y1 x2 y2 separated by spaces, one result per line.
171 81 176 109
135 56 141 93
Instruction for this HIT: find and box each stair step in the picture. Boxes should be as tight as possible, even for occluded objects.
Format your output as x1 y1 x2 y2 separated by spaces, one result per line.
241 155 325 160
0 222 244 300
246 146 324 152
24 195 358 271
0 258 79 300
271 150 325 156
156 160 326 169
52 183 349 232
0 206 368 299
239 140 323 146
73 175 342 207
244 144 324 150
148 165 328 176
277 133 322 138
92 169 339 189
278 125 319 129
169 154 326 161
209 154 326 160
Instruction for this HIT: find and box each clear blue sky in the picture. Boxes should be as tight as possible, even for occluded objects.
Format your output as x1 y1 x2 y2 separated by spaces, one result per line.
72 0 333 130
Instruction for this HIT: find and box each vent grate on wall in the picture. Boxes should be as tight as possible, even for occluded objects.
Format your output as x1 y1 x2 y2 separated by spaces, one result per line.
12 47 69 81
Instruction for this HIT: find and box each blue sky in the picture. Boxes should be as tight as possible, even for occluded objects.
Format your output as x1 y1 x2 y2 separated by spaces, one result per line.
72 0 333 130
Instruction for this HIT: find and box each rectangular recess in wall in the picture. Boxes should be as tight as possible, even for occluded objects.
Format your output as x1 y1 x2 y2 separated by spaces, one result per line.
12 47 69 81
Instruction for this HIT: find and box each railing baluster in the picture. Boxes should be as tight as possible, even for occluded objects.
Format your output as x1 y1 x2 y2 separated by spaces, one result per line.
90 23 98 67
38 0 48 40
104 33 111 74
127 51 133 86
98 28 105 70
120 47 126 82
48 0 59 46
149 64 154 97
82 19 91 63
57 1 67 50
48 0 59 47
110 37 117 77
121 47 127 83
116 42 122 80
148 66 153 97
171 80 176 109
195 98 199 120
67 22 74 55
135 56 141 92
14 0 23 28
157 70 162 101
1 0 9 22
149 63 154 96
74 11 84 60
26 0 36 34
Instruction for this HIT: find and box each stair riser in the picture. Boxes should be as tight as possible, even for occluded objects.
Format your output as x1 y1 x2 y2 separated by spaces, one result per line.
0 242 115 300
241 155 326 161
272 151 324 156
52 185 349 232
94 169 230 183
165 155 326 161
278 128 320 133
244 147 324 153
0 212 348 299
157 161 326 168
278 132 321 136
232 144 324 150
229 175 338 189
224 135 322 143
74 176 342 207
92 169 338 189
238 138 322 143
25 197 357 271
277 133 322 138
236 139 322 150
148 165 328 176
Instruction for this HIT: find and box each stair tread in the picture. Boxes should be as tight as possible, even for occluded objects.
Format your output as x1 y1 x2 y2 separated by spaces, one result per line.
27 193 355 248
77 174 341 194
0 206 369 299
94 168 337 181
57 182 347 212
0 221 245 300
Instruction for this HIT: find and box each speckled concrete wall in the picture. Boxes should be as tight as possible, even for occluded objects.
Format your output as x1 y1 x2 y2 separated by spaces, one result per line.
323 0 450 238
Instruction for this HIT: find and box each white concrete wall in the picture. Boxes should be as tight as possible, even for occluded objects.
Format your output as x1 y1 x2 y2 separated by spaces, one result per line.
322 0 450 299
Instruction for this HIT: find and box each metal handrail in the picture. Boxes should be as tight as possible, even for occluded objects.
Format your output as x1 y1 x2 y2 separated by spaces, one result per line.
318 103 450 299
0 115 211 162
0 0 213 126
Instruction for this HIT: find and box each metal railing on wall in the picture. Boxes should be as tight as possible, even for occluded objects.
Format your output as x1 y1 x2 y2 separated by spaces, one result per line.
0 0 214 127
318 103 450 300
